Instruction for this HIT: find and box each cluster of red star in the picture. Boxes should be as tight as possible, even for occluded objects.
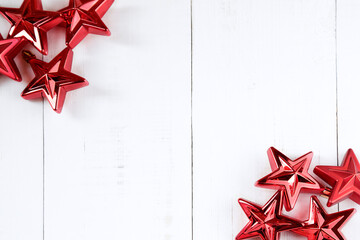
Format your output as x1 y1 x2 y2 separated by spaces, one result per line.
237 147 360 240
0 0 114 113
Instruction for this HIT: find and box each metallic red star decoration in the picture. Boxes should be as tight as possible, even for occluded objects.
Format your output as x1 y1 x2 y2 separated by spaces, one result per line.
21 47 88 113
314 149 360 207
59 0 114 48
291 196 354 240
0 35 26 81
0 0 63 55
256 147 323 211
236 191 301 240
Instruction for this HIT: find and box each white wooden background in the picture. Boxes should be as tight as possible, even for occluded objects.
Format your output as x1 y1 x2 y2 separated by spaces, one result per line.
0 0 358 240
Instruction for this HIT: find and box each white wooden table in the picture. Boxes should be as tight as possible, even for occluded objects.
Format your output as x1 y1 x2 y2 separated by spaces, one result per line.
0 0 358 239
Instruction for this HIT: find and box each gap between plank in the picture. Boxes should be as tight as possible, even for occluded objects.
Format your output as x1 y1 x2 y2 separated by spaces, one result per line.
334 0 339 213
41 54 45 240
190 0 194 239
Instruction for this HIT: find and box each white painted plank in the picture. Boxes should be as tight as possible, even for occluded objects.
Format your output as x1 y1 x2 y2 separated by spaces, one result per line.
192 0 337 239
42 1 191 240
0 0 44 239
336 0 360 238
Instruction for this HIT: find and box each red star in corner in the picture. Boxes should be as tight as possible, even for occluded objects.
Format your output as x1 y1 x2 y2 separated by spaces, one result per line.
236 191 301 240
315 149 360 207
59 0 114 48
0 35 26 81
291 196 354 240
21 47 88 113
0 0 63 55
256 147 323 211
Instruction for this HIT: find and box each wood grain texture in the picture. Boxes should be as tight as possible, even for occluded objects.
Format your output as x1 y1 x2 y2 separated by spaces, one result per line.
337 0 360 238
192 0 339 239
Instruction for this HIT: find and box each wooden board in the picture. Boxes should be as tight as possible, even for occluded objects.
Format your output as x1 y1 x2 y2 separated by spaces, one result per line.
192 0 339 239
337 0 360 238
42 0 192 240
0 1 44 239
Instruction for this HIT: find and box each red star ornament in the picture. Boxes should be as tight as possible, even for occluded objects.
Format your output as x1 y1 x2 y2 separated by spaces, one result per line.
314 149 360 207
0 35 26 81
0 0 63 55
21 47 88 113
256 147 323 211
59 0 114 48
291 196 354 240
236 191 301 240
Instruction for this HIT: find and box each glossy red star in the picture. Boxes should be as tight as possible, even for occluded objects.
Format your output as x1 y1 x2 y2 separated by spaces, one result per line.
291 196 354 240
21 47 88 113
0 35 26 81
314 149 360 207
256 147 323 211
59 0 114 48
0 0 63 55
236 191 301 240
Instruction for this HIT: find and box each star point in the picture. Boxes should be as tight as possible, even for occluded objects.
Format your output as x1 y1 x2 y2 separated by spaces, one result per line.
237 191 301 240
256 147 323 211
291 196 354 240
0 35 26 81
59 0 114 48
0 0 63 55
21 47 88 113
315 149 360 207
